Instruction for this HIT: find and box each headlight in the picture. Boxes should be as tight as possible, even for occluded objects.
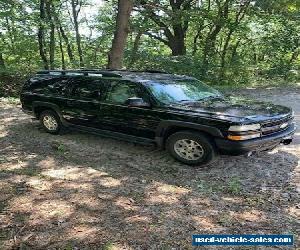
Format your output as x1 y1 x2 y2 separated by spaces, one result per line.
228 124 261 132
228 123 261 141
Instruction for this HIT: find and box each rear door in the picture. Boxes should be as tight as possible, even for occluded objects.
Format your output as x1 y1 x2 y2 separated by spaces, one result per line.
62 77 103 127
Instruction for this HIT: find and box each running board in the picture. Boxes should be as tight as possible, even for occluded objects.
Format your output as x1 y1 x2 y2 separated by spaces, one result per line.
70 125 156 146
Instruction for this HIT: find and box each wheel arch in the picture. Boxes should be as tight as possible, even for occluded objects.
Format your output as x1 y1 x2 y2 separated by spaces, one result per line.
32 101 67 126
155 120 223 148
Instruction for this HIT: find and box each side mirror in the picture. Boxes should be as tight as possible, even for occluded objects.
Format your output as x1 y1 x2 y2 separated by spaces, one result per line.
126 97 151 108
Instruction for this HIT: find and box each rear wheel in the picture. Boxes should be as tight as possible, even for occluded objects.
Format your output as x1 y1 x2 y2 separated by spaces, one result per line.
166 131 218 166
40 110 61 134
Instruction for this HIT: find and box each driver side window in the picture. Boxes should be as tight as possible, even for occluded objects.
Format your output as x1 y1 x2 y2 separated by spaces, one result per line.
106 82 141 105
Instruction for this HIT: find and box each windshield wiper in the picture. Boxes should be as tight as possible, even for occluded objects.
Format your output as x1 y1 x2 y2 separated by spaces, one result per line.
198 95 224 102
177 100 194 103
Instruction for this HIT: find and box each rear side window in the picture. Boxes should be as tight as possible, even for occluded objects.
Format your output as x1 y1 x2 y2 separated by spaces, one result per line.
25 76 70 97
70 78 103 100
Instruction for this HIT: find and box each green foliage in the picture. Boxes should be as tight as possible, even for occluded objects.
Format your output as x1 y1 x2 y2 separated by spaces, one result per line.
227 177 242 195
0 70 30 97
0 0 299 97
56 143 69 155
102 241 116 250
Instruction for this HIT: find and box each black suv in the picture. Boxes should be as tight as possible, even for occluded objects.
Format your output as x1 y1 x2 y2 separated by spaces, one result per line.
20 70 296 166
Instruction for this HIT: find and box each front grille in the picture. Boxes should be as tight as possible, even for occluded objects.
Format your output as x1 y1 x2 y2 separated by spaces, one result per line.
261 116 293 136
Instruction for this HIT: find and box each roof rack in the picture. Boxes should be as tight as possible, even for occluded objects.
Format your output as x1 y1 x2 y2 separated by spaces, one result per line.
36 70 122 78
102 69 168 74
143 70 168 74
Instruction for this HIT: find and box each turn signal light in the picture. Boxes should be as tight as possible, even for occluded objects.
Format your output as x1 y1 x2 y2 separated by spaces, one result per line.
228 133 261 141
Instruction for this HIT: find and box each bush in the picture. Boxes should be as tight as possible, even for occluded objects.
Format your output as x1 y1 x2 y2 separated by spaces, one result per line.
0 70 30 97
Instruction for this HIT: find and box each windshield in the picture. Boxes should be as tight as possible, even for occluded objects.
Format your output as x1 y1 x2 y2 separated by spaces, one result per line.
146 79 221 104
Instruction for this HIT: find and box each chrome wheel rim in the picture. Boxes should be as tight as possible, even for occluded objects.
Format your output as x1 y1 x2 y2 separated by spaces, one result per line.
43 115 58 131
174 139 204 161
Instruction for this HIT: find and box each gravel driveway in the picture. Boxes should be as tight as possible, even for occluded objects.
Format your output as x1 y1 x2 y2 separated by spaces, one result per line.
0 87 299 249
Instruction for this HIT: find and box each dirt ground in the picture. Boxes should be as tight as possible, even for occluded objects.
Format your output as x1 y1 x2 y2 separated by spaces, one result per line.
0 87 299 249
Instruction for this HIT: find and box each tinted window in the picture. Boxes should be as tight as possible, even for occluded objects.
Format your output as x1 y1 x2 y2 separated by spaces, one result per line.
105 81 145 105
47 79 70 96
146 79 221 104
30 77 70 96
70 78 103 100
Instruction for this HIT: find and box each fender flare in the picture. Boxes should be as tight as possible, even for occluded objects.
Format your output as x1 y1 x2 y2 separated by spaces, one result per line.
155 120 224 148
32 101 68 126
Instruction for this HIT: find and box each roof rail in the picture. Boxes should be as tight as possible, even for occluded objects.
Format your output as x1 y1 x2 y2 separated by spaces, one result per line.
36 70 122 78
143 69 168 74
102 69 168 74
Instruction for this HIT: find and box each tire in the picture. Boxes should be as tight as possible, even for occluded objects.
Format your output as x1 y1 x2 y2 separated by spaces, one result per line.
166 131 218 166
40 110 62 134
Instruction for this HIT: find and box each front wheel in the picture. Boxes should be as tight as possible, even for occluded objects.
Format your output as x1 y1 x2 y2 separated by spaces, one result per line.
40 110 62 134
166 131 218 166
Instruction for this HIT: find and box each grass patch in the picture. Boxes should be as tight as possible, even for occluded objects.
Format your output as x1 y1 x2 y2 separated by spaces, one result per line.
217 213 233 227
226 177 242 195
103 241 116 250
196 180 225 194
57 144 68 154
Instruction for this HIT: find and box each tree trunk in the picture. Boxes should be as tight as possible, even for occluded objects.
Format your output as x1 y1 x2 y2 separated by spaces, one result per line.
5 17 16 53
59 25 75 64
38 0 49 70
169 27 186 56
168 0 189 56
219 0 251 79
49 26 55 69
289 39 299 64
230 40 240 63
202 0 230 74
128 31 142 68
202 24 223 71
46 0 55 69
52 3 75 64
57 28 66 69
219 29 234 80
0 32 6 70
0 53 5 69
192 27 203 56
71 0 84 67
107 0 133 69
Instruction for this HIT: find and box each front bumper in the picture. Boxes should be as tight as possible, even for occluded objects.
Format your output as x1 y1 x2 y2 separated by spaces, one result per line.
215 123 296 155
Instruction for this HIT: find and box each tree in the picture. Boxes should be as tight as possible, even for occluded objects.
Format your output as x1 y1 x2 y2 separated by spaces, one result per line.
0 0 299 85
46 0 56 69
52 1 75 65
139 0 193 56
202 0 230 72
219 0 252 79
108 0 134 69
0 53 5 69
38 0 49 70
71 0 84 67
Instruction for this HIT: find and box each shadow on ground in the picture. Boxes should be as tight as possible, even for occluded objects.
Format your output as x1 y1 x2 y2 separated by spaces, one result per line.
0 97 299 249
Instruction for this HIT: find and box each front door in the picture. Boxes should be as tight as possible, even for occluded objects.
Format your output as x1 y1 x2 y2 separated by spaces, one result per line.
100 80 160 139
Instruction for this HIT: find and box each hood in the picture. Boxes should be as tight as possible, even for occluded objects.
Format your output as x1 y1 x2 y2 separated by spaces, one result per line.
167 96 292 123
